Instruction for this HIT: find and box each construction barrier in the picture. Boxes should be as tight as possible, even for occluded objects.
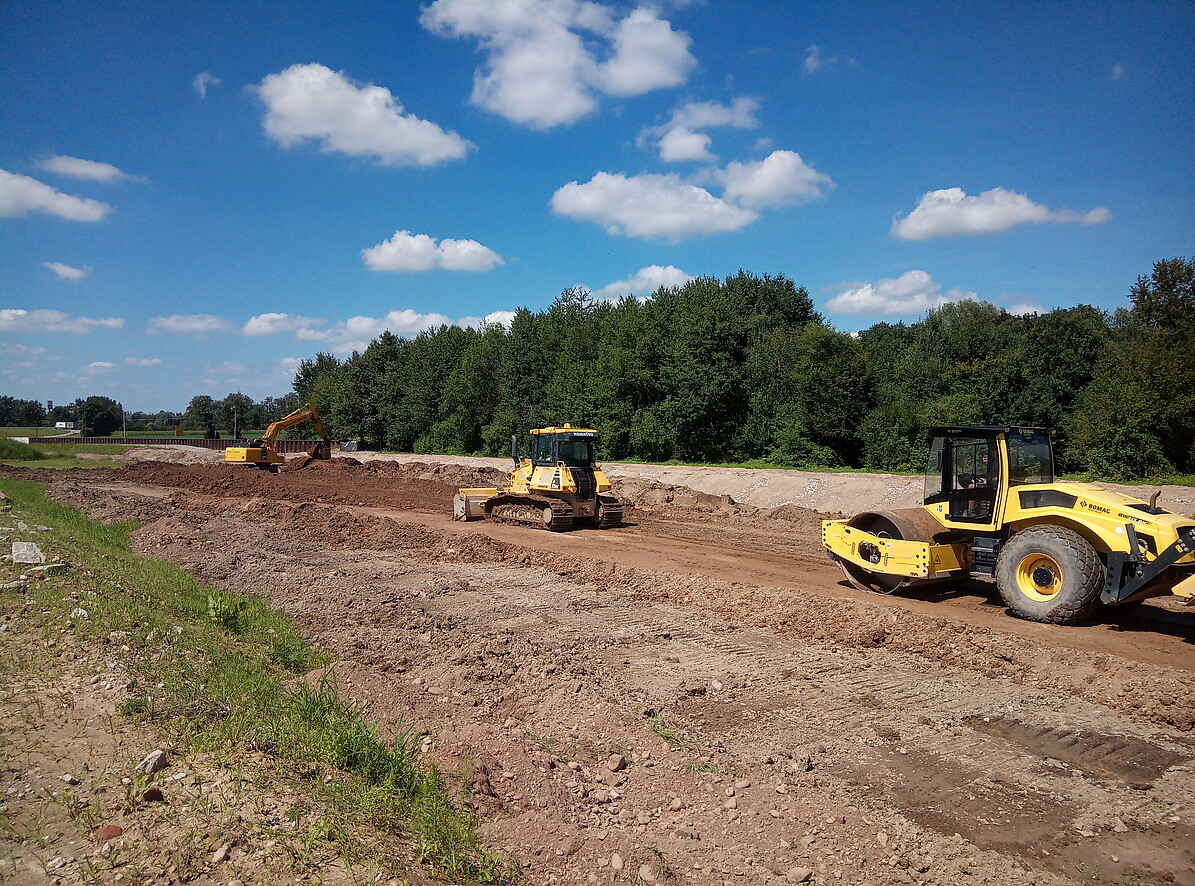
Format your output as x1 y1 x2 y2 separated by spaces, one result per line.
26 437 331 453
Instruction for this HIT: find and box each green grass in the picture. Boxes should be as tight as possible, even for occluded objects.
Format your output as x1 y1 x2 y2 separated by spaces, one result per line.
0 438 46 460
0 478 516 884
0 427 51 438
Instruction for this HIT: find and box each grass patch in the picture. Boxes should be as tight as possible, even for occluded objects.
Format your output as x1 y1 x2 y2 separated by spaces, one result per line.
0 478 515 883
0 438 46 461
0 441 136 469
648 712 701 751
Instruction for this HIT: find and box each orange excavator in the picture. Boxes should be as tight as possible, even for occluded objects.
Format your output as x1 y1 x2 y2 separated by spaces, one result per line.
224 404 332 473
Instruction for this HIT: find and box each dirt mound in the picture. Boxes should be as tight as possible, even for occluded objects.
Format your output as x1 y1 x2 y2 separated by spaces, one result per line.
125 446 224 465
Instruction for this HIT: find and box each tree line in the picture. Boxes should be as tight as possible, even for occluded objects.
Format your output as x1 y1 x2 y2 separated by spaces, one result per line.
4 258 1188 479
292 258 1192 481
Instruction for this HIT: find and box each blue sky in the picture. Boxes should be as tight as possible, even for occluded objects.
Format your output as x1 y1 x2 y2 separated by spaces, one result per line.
2 0 1192 412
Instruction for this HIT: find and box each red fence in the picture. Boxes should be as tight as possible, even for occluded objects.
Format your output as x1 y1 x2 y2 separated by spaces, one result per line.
27 437 327 453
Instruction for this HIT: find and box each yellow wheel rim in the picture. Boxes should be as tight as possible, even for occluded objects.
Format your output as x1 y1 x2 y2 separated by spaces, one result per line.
1016 553 1063 602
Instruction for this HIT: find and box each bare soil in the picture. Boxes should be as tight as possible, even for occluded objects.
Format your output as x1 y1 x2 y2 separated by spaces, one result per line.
20 455 1195 886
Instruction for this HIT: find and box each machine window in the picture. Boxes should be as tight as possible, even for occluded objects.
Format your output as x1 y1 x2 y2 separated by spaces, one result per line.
557 439 594 466
1007 430 1054 486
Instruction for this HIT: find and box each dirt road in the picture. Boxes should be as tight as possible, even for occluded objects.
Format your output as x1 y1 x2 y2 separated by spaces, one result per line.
43 457 1195 886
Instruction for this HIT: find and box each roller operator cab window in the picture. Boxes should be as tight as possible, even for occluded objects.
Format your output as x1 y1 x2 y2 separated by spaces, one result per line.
1006 429 1054 486
925 434 1000 522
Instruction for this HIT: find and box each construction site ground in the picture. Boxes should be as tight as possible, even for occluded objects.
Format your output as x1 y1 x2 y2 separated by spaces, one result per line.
11 447 1195 886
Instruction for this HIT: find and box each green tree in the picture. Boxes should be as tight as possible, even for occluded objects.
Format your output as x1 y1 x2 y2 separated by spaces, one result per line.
77 396 122 436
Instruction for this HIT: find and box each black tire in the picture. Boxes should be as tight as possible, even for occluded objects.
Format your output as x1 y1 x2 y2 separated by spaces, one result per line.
995 524 1104 625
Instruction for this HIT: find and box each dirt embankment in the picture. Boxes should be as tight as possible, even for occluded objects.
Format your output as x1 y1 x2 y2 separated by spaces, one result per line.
29 457 1195 886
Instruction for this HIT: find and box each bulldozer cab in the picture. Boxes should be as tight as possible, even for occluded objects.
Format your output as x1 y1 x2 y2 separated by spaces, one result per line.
925 426 1054 525
530 427 597 467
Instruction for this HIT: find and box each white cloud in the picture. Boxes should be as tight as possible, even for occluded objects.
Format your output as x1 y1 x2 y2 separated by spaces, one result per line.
593 264 693 301
242 313 326 337
146 314 233 335
552 149 832 240
123 356 163 367
296 309 456 353
716 150 834 208
1006 302 1044 315
803 44 837 75
891 187 1112 240
361 230 504 272
0 169 113 221
551 171 758 240
420 0 695 129
38 155 139 184
1110 64 1125 81
42 261 92 282
643 96 760 162
0 309 123 334
596 7 696 96
193 71 222 97
0 343 46 357
458 310 518 329
256 63 472 167
824 270 977 316
87 361 117 373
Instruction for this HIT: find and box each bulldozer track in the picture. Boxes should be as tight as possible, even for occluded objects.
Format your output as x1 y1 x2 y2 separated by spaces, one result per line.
485 495 574 531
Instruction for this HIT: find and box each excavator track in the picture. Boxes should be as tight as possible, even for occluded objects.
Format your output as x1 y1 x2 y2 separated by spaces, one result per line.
484 495 574 531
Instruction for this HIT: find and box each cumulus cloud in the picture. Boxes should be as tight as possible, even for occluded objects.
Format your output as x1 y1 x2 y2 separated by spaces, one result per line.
552 149 832 240
0 169 113 221
42 261 92 282
824 270 977 316
256 63 472 167
891 187 1112 240
146 314 233 335
242 312 326 337
87 361 117 373
361 230 504 273
642 96 760 162
420 0 695 129
551 171 758 240
593 264 693 301
1006 302 1044 316
0 309 123 334
458 310 518 329
716 150 834 208
296 309 456 353
193 71 222 97
597 7 696 96
124 356 163 367
38 155 139 184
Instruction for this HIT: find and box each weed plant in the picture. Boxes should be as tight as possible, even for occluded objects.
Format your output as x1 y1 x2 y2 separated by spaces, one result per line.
0 478 515 884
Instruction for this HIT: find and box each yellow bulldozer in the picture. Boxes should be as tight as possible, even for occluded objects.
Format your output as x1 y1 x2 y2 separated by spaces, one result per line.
823 426 1195 624
223 403 332 473
453 424 623 531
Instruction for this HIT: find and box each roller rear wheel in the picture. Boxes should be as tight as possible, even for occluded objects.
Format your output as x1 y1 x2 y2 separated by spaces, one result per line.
995 525 1103 625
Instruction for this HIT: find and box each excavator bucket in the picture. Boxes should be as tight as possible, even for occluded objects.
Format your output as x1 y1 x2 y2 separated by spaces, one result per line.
286 441 333 472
